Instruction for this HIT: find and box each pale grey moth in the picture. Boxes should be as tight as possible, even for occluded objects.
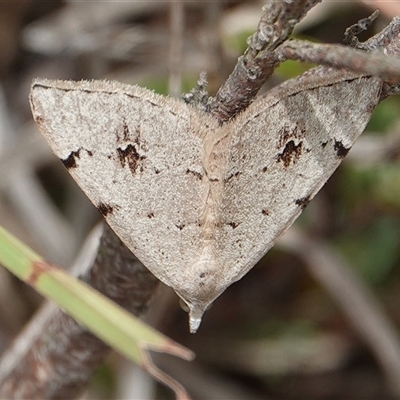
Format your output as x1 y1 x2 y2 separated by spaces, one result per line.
30 68 382 332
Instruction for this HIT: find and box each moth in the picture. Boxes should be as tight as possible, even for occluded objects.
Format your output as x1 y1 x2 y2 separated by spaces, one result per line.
30 67 382 332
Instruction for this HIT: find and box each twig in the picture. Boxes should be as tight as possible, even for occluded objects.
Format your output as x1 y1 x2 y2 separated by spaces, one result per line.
277 38 400 84
208 0 323 122
343 9 380 49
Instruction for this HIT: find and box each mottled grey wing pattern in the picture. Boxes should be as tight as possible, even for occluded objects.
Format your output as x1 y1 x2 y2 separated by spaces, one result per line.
30 79 218 300
212 74 382 286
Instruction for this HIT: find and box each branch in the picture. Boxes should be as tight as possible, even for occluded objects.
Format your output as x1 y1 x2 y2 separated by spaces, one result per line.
343 9 380 49
208 0 323 122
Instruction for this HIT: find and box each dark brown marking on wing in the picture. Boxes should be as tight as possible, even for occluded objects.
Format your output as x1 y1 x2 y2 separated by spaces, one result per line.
117 144 146 174
295 196 311 210
226 171 241 182
61 149 81 169
334 140 350 158
227 222 239 229
186 169 203 180
122 120 130 141
97 203 115 217
277 140 303 167
61 148 93 169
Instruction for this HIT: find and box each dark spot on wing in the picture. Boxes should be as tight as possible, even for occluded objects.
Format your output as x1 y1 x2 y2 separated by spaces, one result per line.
186 169 203 180
227 222 239 229
117 144 146 174
122 120 130 141
148 213 155 218
226 171 241 182
262 166 268 173
295 196 311 210
198 270 210 287
279 124 306 147
277 140 303 167
61 149 81 169
262 209 269 215
97 203 114 217
321 141 328 148
34 115 43 124
334 140 350 158
175 223 185 230
61 148 93 169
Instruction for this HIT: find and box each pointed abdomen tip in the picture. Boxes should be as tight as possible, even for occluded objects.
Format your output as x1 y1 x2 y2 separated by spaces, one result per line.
189 316 202 334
